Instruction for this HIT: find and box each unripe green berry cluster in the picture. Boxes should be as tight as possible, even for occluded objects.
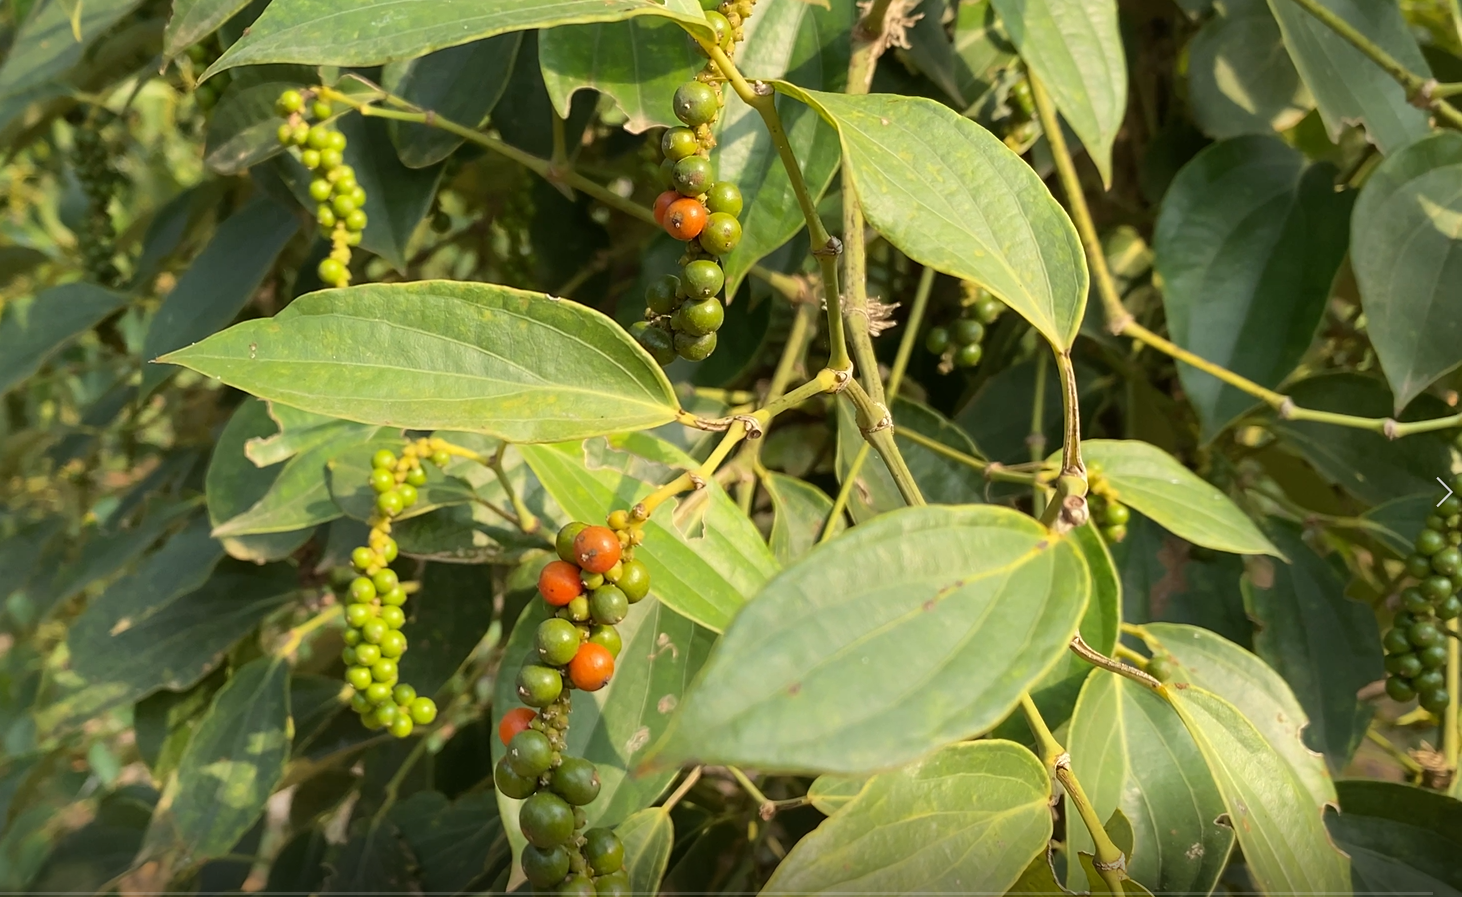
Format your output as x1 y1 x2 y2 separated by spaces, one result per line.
70 115 125 287
495 511 651 893
340 439 447 738
925 283 1005 373
1084 464 1130 543
185 39 228 113
1383 485 1460 713
700 0 758 45
1001 77 1039 151
273 88 366 287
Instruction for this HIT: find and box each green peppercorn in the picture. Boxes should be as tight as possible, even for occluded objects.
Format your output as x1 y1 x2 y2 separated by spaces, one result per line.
698 212 742 256
675 330 717 361
494 756 539 799
583 828 625 875
537 617 582 667
518 664 564 707
549 756 602 806
924 327 950 354
646 273 681 315
520 791 576 849
706 181 743 216
615 559 650 603
1385 676 1416 703
677 297 724 336
673 81 719 127
507 728 555 777
681 259 725 299
954 342 983 368
661 126 699 161
521 844 572 888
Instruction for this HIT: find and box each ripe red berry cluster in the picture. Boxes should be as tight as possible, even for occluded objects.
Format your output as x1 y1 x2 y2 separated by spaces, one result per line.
1384 484 1460 713
340 441 445 738
494 511 651 893
70 112 124 287
633 7 754 367
273 89 366 288
924 283 1005 373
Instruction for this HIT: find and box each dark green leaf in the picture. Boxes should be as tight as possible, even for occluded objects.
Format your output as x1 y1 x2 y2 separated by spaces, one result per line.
1067 672 1233 894
212 423 378 536
144 657 291 866
29 786 156 894
165 0 254 58
540 17 700 133
0 517 64 606
1328 780 1462 895
0 0 143 101
712 0 852 299
1265 0 1429 154
204 68 314 174
383 35 522 168
1244 525 1382 770
1187 0 1311 138
1269 373 1453 505
781 87 1088 349
653 505 1089 773
763 741 1051 892
327 436 475 524
1155 136 1351 436
806 774 868 815
133 665 226 782
398 563 495 699
141 196 299 395
989 0 1126 183
331 114 445 272
1144 622 1335 808
1083 440 1279 555
265 830 329 894
904 0 970 106
956 356 1101 464
1353 131 1462 409
389 791 509 895
162 281 681 443
765 472 843 565
835 396 986 523
1113 512 1254 648
953 0 1018 110
39 558 295 733
1167 684 1350 893
208 0 714 74
1361 493 1434 556
0 282 129 395
616 807 674 897
248 403 373 466
206 398 319 561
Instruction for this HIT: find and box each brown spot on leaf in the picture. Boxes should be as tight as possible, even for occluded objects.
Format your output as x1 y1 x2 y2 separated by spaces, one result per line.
923 599 937 612
787 682 802 696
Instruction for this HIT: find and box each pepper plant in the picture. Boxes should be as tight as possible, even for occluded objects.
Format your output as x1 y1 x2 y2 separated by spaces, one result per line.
3 0 1462 893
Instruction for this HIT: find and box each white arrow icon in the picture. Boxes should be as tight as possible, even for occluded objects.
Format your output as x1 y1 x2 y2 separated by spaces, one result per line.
1439 477 1455 507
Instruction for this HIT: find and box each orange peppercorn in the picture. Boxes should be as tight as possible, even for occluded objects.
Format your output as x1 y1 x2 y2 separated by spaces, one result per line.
568 642 615 691
498 707 536 745
652 190 680 226
538 560 584 606
663 197 707 240
573 526 622 574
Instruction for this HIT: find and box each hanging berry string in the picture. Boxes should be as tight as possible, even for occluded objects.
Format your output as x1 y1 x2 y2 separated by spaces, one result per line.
633 3 755 366
924 282 1006 374
495 509 652 893
1384 491 1460 713
274 88 367 288
340 440 446 738
71 110 124 288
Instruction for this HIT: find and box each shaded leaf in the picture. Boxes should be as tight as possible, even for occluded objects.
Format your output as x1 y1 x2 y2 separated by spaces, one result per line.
208 0 714 74
212 424 377 536
0 0 144 101
248 403 372 466
781 87 1088 349
540 18 700 133
141 196 300 395
1187 0 1311 138
333 114 445 272
904 0 969 106
144 657 291 866
383 34 522 168
399 563 495 699
0 282 129 395
1081 439 1280 556
990 0 1126 183
1067 672 1233 894
1361 493 1434 557
653 505 1089 773
1328 780 1462 895
763 741 1051 892
389 791 509 895
835 396 986 523
327 436 475 524
616 807 674 897
1155 136 1351 436
322 819 420 895
29 785 156 894
1352 131 1462 409
765 472 843 565
207 398 320 561
1266 0 1429 153
204 67 314 175
165 0 254 58
161 281 681 443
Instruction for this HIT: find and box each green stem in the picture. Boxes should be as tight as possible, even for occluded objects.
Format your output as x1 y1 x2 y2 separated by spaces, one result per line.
1365 726 1426 777
1445 617 1459 771
741 299 820 501
728 766 778 820
843 378 925 506
896 427 1043 485
1030 351 1049 516
822 442 869 542
1020 695 1127 895
488 442 538 534
886 266 936 401
703 43 851 373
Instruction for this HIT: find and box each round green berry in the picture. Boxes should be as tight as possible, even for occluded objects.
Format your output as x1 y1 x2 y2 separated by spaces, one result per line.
672 81 719 127
345 209 368 232
590 585 629 625
354 643 381 666
409 696 437 724
349 577 377 602
637 323 678 365
1433 546 1462 576
1419 686 1450 714
1438 594 1462 620
661 126 699 161
406 467 427 488
306 125 331 149
1402 587 1433 615
300 148 321 169
319 147 343 169
705 10 733 48
646 274 681 315
558 876 596 896
1385 651 1422 678
372 568 399 594
392 684 416 705
1145 656 1174 682
1382 627 1412 655
331 193 357 217
565 595 591 623
951 318 985 345
344 602 372 628
1418 644 1448 670
318 258 346 284
1441 494 1462 517
550 756 601 806
346 666 373 691
388 714 414 738
556 522 589 564
397 483 418 508
706 181 743 216
371 658 398 682
379 605 406 629
521 844 571 888
583 828 624 875
350 691 372 714
1409 620 1443 648
351 546 374 570
954 342 984 368
369 468 395 493
1385 676 1416 703
1416 528 1447 556
588 623 622 658
378 630 407 658
676 297 724 336
309 178 332 202
675 330 717 361
681 259 725 299
507 728 554 778
974 295 1005 324
537 618 582 667
925 326 950 354
276 123 295 146
517 664 564 708
361 619 389 646
327 130 347 152
615 559 650 603
1414 669 1446 694
1407 553 1436 579
520 791 576 849
1421 575 1454 603
698 212 741 256
657 157 676 190
494 757 538 799
312 100 333 119
365 681 393 704
593 871 632 897
672 155 714 196
342 627 362 647
377 490 404 516
374 703 399 727
278 89 304 113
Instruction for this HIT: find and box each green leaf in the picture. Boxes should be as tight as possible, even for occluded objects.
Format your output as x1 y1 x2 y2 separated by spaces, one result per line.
765 472 843 565
1361 493 1434 557
164 0 254 59
1166 684 1350 894
398 564 496 699
1265 0 1429 154
160 280 681 443
989 0 1126 184
780 87 1088 349
540 18 700 133
1352 131 1462 409
0 282 129 395
1187 0 1312 138
0 0 143 101
207 0 713 74
29 786 156 895
712 0 852 299
1067 672 1233 894
806 774 868 815
383 34 522 168
1155 136 1352 437
835 396 987 523
212 424 379 537
1328 780 1462 895
1269 373 1454 505
953 0 1018 110
38 558 296 733
203 67 314 175
1144 622 1335 809
519 439 774 632
388 791 509 894
248 403 372 466
207 399 320 561
616 807 673 897
762 741 1052 892
1244 525 1382 771
322 819 418 894
653 504 1089 773
144 656 291 866
493 597 716 861
1113 512 1255 647
1081 439 1280 556
327 435 474 524
141 197 300 396
334 114 445 272
905 0 971 106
